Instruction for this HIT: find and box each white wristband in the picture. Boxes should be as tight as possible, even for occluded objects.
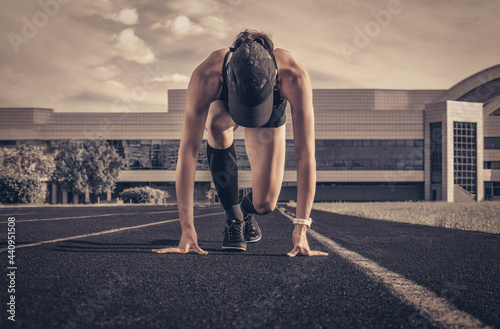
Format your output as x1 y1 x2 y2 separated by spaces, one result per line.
293 218 312 228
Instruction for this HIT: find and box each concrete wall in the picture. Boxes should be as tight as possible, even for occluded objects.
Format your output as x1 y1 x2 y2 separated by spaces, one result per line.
424 101 484 202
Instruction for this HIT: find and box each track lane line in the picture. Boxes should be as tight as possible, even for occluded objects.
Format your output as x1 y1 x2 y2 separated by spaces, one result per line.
278 207 492 329
0 211 224 253
0 210 180 223
0 212 37 216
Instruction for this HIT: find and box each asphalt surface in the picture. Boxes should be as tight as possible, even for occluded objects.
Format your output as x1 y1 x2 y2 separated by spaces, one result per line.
0 204 498 329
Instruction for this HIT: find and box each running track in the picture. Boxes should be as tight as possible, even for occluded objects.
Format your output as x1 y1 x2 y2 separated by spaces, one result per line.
0 204 498 329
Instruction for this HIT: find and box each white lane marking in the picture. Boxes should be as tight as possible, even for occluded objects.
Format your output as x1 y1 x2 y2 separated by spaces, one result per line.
0 212 224 253
0 210 179 223
278 207 492 329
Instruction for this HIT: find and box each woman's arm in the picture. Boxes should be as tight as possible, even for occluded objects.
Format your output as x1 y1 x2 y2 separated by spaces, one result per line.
153 50 225 254
277 49 327 257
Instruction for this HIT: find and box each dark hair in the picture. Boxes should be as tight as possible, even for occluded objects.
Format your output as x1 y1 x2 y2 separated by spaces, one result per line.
232 29 274 54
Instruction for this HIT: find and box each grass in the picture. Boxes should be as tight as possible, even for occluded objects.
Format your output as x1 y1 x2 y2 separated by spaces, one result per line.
288 201 500 234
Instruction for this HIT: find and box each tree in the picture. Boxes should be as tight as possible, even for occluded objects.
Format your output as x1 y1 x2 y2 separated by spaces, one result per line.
83 139 125 195
0 145 55 180
53 139 125 197
0 145 55 204
53 140 87 194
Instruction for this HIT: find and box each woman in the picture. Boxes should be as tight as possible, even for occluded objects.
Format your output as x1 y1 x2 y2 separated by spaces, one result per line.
153 30 327 257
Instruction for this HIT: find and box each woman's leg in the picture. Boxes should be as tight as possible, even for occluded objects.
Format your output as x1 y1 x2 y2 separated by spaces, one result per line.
205 101 246 249
205 100 241 213
244 124 287 214
205 100 238 149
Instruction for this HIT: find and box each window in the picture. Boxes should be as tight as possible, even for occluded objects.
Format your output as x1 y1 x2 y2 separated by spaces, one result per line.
485 161 500 169
310 139 424 171
454 122 477 194
485 137 500 149
430 123 442 184
458 78 500 103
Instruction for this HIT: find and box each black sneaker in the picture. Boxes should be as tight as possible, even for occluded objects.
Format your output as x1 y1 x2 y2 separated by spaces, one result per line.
222 219 247 251
244 213 262 243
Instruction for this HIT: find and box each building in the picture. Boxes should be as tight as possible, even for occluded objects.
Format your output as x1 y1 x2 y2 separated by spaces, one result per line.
1 64 499 203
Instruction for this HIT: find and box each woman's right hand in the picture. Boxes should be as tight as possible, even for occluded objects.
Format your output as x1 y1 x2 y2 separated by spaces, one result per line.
152 228 208 255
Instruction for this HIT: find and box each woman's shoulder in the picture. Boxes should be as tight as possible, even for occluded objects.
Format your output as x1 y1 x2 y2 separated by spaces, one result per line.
274 48 307 75
274 48 309 90
191 48 229 85
199 48 229 72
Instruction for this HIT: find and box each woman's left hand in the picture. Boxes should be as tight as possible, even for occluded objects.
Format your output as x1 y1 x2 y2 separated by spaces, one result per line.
287 225 328 257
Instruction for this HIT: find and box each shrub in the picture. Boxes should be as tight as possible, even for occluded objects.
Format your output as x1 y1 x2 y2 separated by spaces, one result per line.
0 175 44 204
119 186 170 204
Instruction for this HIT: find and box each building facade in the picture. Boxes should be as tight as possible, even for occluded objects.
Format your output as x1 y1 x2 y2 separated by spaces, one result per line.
1 64 500 203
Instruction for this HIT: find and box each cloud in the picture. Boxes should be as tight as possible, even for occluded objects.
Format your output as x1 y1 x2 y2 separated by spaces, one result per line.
150 73 190 84
113 28 156 64
198 15 231 40
104 80 125 89
81 0 115 18
151 15 204 37
170 15 204 36
94 65 121 80
80 3 139 25
164 0 217 19
60 90 118 104
112 8 139 25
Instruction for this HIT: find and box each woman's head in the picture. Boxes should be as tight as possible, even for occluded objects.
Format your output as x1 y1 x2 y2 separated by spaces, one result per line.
232 30 274 54
227 31 276 127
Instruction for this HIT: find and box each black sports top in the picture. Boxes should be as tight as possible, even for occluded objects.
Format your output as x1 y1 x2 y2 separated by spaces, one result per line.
219 49 288 128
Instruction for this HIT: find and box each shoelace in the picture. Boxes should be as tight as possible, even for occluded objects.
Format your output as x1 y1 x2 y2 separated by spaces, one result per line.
244 215 257 234
226 220 243 240
245 220 257 234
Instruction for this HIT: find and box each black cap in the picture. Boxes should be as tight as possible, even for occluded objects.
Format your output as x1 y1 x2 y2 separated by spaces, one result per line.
227 39 275 127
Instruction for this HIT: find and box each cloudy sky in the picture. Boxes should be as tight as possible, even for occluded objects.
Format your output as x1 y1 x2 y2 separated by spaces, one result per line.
1 0 499 113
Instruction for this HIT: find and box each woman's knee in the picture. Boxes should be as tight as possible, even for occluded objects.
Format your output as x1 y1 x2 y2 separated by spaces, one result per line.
253 200 277 215
205 101 235 134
